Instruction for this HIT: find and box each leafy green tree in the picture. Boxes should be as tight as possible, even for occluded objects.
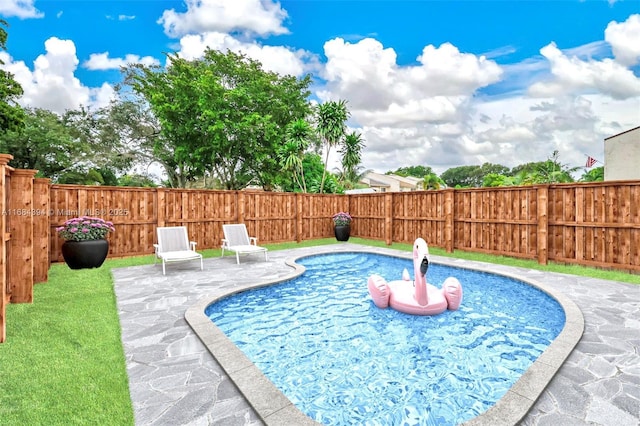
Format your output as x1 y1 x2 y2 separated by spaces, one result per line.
511 151 578 184
531 151 578 183
292 153 342 193
118 174 158 187
0 19 25 134
339 131 365 185
482 173 515 187
56 168 107 185
124 49 312 189
441 162 509 188
580 166 604 182
441 165 481 188
390 165 434 178
63 103 144 175
316 100 349 194
0 108 78 179
478 162 509 179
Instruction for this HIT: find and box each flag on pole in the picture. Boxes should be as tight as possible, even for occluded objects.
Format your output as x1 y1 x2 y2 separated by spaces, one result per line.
585 156 597 168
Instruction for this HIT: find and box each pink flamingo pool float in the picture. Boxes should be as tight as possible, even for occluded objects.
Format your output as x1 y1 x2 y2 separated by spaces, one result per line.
367 238 463 316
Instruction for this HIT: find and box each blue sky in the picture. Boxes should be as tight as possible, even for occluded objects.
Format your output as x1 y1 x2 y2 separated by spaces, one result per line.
1 0 639 176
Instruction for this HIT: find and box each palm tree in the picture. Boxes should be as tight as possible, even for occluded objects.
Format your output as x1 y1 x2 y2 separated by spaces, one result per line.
278 119 312 192
339 131 365 184
422 172 446 190
316 100 349 194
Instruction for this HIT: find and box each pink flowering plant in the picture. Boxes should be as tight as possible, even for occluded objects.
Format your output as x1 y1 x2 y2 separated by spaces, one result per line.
56 216 115 241
332 212 352 226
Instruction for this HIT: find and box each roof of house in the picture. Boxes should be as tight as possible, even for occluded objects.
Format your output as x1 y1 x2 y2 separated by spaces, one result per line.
604 126 640 140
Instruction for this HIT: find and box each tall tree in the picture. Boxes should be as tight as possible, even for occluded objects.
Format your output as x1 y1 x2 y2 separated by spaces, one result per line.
0 19 25 134
316 100 349 194
0 108 78 179
64 98 167 183
123 49 312 189
339 131 365 185
278 118 313 192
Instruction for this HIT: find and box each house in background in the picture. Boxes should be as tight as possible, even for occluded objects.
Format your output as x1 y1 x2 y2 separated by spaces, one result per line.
360 172 423 192
604 126 640 181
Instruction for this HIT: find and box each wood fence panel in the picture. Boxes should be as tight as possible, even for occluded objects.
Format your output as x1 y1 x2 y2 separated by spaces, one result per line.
243 192 297 243
8 170 37 303
546 182 640 270
350 193 385 241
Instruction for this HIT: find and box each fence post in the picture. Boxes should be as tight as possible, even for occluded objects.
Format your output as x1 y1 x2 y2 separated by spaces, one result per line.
0 154 12 342
384 193 393 245
237 191 245 223
8 169 37 303
33 178 51 283
296 193 303 243
444 189 455 253
536 185 549 265
157 188 166 228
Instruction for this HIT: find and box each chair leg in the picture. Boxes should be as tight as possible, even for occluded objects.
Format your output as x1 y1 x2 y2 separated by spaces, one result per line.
200 257 203 270
236 252 240 264
162 260 166 275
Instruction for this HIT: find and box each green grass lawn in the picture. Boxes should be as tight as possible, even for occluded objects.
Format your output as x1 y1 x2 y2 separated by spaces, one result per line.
1 238 637 424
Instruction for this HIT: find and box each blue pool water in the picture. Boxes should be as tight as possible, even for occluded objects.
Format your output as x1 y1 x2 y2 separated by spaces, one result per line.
206 253 565 425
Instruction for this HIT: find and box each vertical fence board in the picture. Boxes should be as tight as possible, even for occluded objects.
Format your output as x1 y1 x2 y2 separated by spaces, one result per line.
33 178 50 283
0 155 12 342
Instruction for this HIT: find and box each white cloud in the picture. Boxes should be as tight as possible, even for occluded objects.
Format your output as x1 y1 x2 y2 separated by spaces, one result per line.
605 14 640 66
320 38 502 116
0 0 42 19
158 0 289 38
528 42 640 99
83 52 160 70
316 28 639 176
176 32 312 77
0 37 114 114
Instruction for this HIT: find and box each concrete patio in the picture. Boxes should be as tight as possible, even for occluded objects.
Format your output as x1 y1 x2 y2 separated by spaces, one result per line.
112 243 639 425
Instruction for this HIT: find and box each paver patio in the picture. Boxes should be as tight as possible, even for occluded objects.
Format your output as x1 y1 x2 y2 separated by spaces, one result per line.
112 243 640 425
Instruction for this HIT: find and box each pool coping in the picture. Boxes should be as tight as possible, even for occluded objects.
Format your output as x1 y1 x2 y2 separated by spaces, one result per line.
185 245 584 425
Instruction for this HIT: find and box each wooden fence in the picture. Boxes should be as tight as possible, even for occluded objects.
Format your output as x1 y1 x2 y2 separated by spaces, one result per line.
46 181 639 272
1 161 638 342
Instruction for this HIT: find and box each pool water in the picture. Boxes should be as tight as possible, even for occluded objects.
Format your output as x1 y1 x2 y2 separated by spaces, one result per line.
206 252 565 425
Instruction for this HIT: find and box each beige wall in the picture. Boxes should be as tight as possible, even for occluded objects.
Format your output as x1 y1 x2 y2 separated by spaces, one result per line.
604 127 640 181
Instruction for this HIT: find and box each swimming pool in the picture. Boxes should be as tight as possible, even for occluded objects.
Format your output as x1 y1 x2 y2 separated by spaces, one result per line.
205 252 565 425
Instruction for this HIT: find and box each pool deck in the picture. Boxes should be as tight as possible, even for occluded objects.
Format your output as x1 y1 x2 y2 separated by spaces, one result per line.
112 243 640 425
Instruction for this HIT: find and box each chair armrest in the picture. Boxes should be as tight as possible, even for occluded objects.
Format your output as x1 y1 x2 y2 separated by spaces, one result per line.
190 241 197 251
221 238 229 249
250 237 258 245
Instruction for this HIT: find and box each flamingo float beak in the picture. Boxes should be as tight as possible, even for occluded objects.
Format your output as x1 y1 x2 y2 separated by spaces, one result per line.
414 238 430 276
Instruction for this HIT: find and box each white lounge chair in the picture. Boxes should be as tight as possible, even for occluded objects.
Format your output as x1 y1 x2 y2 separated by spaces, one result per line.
154 226 203 275
221 224 268 264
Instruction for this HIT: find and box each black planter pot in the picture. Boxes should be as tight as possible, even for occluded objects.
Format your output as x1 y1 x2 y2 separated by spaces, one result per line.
61 239 109 269
334 225 351 242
